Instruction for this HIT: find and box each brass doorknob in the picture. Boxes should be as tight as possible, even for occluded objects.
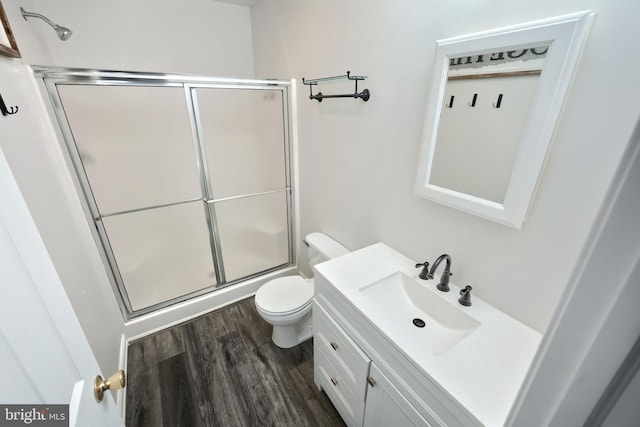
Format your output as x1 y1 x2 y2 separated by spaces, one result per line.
94 370 126 402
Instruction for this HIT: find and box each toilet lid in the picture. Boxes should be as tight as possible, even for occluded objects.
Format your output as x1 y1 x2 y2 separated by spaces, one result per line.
255 276 313 316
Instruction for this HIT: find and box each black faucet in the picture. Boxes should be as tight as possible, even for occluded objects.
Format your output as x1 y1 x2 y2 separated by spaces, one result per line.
427 254 452 292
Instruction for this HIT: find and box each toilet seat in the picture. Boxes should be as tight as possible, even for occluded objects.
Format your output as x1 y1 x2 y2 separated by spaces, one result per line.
255 276 313 316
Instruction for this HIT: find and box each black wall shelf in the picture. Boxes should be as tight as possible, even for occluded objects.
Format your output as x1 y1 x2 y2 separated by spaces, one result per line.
302 71 370 102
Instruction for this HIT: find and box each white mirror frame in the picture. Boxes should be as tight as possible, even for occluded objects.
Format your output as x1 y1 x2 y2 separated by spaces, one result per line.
415 11 594 228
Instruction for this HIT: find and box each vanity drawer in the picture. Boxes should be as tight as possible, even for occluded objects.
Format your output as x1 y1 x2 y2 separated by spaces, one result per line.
315 343 366 427
314 303 370 393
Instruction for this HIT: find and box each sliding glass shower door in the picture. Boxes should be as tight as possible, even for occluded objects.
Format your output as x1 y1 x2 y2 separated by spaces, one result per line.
40 69 294 318
193 87 290 282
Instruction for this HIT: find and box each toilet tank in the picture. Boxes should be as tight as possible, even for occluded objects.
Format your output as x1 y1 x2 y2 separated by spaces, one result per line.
305 232 350 268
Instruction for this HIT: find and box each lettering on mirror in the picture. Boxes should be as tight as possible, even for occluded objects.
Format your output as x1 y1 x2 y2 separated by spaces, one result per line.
448 46 549 69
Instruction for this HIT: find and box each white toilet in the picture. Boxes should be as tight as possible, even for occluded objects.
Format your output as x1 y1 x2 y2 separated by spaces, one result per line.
254 232 350 348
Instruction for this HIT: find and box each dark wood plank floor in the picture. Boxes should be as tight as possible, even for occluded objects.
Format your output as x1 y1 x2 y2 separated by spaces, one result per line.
126 297 346 427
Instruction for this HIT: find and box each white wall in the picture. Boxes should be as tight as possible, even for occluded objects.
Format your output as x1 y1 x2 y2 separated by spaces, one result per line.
0 0 255 375
250 0 640 333
16 0 255 76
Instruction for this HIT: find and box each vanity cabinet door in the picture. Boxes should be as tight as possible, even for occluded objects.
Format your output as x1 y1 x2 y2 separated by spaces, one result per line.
364 364 442 427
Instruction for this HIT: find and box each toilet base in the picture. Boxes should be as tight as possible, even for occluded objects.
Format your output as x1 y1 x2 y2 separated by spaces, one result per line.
271 312 313 349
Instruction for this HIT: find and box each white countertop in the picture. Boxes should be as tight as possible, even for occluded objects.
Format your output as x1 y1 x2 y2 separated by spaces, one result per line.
314 243 541 427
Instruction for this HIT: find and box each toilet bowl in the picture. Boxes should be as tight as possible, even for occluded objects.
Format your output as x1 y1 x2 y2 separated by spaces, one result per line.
254 232 349 348
255 276 314 348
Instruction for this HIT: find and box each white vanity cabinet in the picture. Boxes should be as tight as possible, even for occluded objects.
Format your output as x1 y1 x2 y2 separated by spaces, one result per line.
312 243 542 427
313 278 482 427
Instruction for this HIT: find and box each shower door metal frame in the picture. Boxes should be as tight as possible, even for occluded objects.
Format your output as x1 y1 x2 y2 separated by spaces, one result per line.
34 66 296 320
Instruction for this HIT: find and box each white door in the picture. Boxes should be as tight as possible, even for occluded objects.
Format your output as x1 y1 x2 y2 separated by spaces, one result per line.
0 139 124 424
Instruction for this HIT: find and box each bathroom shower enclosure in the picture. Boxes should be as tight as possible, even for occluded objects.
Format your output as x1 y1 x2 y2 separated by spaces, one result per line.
36 67 295 318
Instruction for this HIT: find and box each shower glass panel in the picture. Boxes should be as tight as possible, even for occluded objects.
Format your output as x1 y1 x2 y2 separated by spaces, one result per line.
57 85 202 213
195 88 286 198
38 68 294 319
193 86 291 283
102 201 215 311
214 191 290 282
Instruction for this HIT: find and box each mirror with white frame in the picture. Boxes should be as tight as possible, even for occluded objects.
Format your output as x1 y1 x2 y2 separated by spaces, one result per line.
415 12 594 228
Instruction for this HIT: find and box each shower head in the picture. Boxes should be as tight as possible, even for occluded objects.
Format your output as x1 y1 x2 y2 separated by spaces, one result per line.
20 7 73 41
53 25 73 41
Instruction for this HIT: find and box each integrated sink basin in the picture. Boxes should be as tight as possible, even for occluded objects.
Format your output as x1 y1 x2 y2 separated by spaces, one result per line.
359 271 481 355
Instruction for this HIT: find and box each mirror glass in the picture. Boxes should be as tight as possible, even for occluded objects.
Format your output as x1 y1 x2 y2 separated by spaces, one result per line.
431 44 548 204
415 12 593 228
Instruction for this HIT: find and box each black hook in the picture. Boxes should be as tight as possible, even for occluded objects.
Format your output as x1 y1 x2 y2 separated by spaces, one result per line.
0 94 19 116
493 94 503 108
446 95 454 108
468 93 478 107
